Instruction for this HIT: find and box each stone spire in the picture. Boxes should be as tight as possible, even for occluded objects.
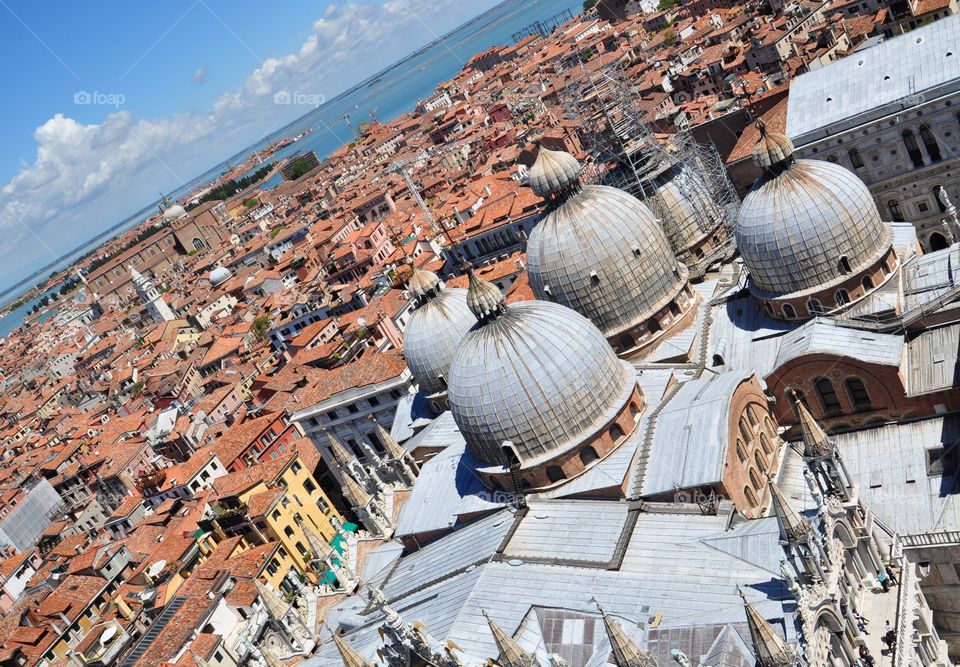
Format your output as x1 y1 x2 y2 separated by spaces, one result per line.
483 610 539 667
789 389 832 459
334 633 375 667
465 263 506 325
369 416 419 480
342 470 372 508
601 612 657 667
255 579 291 620
768 480 811 544
327 431 357 467
738 588 796 667
189 650 212 667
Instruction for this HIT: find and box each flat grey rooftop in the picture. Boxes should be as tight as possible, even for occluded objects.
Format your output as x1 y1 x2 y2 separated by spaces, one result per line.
787 14 960 142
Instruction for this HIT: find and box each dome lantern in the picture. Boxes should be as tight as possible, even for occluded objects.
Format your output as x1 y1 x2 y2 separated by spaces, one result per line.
465 263 506 325
528 147 583 201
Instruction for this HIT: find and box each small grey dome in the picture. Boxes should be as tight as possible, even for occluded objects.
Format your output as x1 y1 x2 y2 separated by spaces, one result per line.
408 267 440 303
209 266 232 287
448 299 635 467
527 184 686 339
163 204 187 222
737 158 891 296
403 287 474 396
528 148 582 198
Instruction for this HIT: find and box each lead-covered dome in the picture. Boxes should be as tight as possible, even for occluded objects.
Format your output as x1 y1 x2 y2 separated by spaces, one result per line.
403 267 474 397
209 266 232 287
525 148 688 340
163 204 187 222
737 129 891 297
448 270 636 467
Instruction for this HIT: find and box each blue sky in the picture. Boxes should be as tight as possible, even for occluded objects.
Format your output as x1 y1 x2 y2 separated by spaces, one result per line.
0 0 501 292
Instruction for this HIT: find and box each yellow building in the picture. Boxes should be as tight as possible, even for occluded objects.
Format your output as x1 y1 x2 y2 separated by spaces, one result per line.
210 452 343 587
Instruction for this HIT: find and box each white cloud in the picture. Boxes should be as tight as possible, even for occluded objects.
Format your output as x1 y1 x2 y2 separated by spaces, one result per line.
192 65 208 85
0 0 500 288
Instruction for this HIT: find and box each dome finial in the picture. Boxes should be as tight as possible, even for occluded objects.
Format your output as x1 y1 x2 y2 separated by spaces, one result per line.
528 146 583 200
464 261 506 324
751 121 795 175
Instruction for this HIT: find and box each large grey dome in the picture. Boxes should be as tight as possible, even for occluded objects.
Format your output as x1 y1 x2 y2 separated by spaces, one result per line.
647 163 725 253
526 184 687 338
737 155 890 296
403 283 474 396
448 298 635 467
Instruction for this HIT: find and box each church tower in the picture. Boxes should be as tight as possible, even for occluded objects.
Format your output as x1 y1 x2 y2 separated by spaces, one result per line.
130 265 175 324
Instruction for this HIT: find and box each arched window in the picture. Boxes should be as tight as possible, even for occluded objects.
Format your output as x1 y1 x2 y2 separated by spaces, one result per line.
739 417 753 444
579 446 599 466
749 467 763 490
835 289 850 306
838 255 852 274
815 378 843 414
888 199 903 220
764 416 777 438
807 299 824 316
862 275 875 291
284 526 294 538
845 378 871 409
747 405 760 427
192 238 206 251
669 301 681 317
848 148 864 169
902 129 925 167
608 423 625 441
920 125 942 162
619 333 635 350
782 304 796 319
744 486 758 506
754 450 766 472
629 402 640 419
759 432 773 455
736 439 748 463
546 465 566 483
647 319 661 335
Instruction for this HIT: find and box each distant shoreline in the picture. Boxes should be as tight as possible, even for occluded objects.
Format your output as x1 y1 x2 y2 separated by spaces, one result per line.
0 0 525 311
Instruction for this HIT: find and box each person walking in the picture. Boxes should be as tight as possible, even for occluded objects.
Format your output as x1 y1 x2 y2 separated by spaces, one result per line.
885 564 898 585
877 569 890 593
883 621 897 652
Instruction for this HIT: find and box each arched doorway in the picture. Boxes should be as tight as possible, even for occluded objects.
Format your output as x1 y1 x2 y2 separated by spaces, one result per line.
929 232 949 251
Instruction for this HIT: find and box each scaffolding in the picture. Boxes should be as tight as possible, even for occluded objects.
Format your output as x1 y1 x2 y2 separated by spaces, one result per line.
511 8 575 43
558 63 740 276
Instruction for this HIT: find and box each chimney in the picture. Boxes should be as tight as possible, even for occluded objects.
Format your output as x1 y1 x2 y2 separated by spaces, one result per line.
483 185 492 198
